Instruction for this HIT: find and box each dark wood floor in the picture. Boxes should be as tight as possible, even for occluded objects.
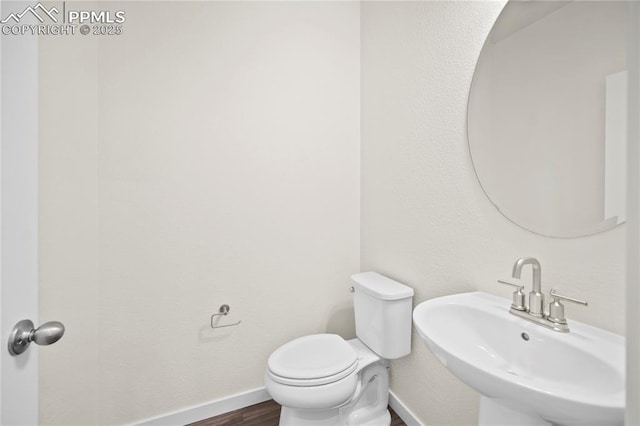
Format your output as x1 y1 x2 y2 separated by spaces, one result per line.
190 399 406 426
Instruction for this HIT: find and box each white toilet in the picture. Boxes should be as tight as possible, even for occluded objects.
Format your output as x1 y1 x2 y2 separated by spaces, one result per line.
264 272 414 426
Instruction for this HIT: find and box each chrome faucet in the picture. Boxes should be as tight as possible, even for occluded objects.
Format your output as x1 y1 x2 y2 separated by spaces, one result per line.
512 257 544 317
498 257 588 332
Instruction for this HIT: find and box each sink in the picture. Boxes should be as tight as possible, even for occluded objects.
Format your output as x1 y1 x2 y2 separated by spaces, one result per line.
413 291 625 426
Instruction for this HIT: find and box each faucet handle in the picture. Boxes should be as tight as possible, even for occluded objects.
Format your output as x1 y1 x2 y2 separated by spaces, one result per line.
549 289 588 306
498 279 523 289
497 280 526 311
547 288 588 325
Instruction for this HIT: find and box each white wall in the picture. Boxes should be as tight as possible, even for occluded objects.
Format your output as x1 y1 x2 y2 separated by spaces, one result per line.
38 2 360 424
361 2 626 424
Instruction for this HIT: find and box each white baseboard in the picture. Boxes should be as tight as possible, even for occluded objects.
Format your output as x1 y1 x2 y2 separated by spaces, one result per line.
135 386 420 426
134 387 271 426
389 390 422 426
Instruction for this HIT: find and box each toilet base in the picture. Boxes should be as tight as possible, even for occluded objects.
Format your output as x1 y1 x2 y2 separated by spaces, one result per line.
279 406 340 426
365 410 391 426
349 408 391 426
280 406 391 426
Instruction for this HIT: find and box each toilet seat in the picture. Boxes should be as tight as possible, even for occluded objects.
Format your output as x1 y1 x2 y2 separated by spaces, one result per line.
267 334 358 387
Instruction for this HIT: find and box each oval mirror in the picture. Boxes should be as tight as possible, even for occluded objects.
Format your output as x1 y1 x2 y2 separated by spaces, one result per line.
468 1 629 238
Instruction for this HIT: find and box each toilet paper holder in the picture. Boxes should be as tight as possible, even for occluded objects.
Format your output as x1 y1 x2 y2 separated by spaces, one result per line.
210 304 242 329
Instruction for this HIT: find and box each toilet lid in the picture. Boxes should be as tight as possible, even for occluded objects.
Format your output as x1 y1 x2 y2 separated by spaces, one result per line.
268 334 358 382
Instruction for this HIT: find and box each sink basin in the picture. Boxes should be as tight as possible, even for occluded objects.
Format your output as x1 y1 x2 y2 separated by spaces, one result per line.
413 291 625 425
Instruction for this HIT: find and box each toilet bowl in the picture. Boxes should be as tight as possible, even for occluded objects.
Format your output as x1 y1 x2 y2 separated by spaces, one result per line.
264 272 414 426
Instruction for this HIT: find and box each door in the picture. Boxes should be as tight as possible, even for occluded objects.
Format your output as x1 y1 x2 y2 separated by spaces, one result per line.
0 0 40 422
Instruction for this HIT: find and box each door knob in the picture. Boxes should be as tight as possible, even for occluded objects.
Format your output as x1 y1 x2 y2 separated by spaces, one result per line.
8 319 65 356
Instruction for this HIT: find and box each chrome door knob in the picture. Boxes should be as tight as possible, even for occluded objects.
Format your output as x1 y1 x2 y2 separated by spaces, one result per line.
8 319 65 356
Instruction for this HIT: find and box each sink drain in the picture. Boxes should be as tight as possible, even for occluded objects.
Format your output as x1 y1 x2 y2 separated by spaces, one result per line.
521 332 530 341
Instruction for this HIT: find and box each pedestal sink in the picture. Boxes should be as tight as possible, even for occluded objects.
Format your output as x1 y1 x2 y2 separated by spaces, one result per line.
413 292 625 426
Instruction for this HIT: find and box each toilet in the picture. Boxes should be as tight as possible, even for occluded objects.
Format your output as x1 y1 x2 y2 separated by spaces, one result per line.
264 272 414 426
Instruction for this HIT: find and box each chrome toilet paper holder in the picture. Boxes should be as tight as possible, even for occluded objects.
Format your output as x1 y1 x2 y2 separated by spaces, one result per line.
210 304 242 329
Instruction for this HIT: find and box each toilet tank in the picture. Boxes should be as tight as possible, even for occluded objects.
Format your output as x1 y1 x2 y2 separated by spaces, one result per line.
351 272 414 359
